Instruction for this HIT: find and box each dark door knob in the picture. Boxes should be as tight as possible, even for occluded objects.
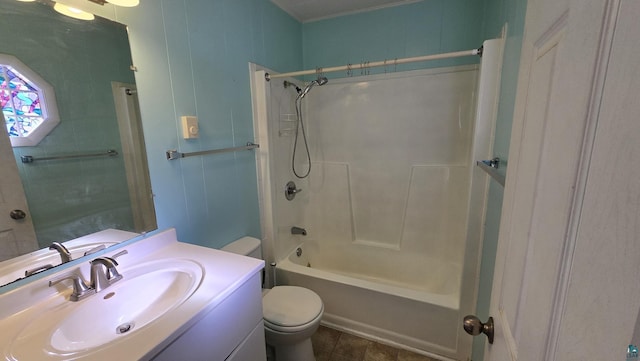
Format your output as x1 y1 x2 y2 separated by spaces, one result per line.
463 315 494 344
10 209 27 220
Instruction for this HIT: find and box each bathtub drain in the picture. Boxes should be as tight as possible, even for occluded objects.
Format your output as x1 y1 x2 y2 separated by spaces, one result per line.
116 322 135 334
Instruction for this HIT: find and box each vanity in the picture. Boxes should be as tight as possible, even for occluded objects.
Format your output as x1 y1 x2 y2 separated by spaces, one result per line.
0 228 266 361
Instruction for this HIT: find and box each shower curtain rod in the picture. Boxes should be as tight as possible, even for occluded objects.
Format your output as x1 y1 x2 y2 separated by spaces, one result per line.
265 46 483 81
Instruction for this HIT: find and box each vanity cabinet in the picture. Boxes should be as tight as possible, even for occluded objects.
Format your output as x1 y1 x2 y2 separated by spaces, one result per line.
151 272 266 361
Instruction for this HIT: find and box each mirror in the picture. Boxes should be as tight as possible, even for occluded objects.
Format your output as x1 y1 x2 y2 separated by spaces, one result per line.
0 0 156 286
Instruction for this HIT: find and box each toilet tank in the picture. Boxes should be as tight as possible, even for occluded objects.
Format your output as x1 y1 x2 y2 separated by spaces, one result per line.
221 237 262 259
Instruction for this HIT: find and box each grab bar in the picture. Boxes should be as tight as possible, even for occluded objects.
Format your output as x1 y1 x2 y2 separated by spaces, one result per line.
21 149 118 164
166 142 259 160
476 158 505 187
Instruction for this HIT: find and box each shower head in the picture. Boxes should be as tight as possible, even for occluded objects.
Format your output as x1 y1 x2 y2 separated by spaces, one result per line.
298 76 328 99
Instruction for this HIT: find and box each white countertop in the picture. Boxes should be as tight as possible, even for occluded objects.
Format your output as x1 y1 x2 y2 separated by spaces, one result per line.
0 228 264 360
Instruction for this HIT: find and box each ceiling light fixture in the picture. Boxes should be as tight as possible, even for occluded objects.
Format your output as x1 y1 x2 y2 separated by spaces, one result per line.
53 3 95 20
105 0 139 6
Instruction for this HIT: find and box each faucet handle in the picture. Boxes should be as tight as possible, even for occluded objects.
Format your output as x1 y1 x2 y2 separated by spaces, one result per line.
83 244 106 256
285 181 302 201
111 249 128 260
49 270 95 301
25 264 54 277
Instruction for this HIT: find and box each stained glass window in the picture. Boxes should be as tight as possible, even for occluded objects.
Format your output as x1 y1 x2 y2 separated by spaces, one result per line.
1 65 45 137
0 54 59 147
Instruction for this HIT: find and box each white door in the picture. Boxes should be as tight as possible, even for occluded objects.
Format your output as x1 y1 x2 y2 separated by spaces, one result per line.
0 116 38 261
479 0 640 360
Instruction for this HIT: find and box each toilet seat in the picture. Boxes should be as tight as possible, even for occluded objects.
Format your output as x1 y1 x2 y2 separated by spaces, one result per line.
263 286 323 333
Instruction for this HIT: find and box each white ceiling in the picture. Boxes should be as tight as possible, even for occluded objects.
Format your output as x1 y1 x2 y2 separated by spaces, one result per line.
271 0 423 23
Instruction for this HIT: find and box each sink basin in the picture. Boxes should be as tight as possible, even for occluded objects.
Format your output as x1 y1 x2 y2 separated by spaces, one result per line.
7 258 203 359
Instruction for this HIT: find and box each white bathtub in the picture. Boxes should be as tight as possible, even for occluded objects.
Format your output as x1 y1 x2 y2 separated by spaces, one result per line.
275 243 463 360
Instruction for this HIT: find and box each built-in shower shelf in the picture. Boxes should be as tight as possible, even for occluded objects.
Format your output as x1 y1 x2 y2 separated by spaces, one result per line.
477 158 505 187
279 114 297 137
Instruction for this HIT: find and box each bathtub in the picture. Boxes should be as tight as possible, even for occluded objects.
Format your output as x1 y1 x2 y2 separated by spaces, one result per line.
275 243 463 360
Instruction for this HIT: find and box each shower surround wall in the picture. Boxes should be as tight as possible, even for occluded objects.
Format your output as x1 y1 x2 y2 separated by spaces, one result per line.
298 67 476 271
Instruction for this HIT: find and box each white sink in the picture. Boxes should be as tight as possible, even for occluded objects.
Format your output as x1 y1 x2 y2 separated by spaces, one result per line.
7 259 203 359
0 228 264 361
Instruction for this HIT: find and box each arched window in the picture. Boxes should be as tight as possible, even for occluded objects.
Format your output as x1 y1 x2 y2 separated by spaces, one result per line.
1 54 59 147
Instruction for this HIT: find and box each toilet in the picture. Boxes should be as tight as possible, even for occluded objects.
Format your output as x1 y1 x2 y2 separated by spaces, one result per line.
221 237 324 361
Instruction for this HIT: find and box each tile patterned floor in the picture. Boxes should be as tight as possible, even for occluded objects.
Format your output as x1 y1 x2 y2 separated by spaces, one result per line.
311 326 438 361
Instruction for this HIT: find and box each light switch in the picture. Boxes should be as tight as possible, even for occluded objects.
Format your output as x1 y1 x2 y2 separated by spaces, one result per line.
181 116 199 139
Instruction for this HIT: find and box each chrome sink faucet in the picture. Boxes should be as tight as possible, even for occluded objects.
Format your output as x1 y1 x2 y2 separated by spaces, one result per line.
90 257 123 293
48 250 128 301
49 242 72 263
49 270 95 301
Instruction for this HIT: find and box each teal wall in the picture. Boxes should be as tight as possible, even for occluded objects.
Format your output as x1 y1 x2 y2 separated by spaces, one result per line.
0 1 136 247
113 0 302 249
472 0 528 360
302 0 485 75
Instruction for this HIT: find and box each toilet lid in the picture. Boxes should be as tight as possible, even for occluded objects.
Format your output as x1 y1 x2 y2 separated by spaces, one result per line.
263 286 323 328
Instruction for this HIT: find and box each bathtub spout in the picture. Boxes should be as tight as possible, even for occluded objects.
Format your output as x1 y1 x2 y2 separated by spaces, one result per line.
291 226 307 236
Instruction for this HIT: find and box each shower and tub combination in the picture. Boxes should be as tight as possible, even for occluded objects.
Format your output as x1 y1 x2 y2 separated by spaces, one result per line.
250 39 503 360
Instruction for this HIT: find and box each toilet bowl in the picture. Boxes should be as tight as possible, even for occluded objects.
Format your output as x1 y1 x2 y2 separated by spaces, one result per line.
263 286 324 361
222 237 324 361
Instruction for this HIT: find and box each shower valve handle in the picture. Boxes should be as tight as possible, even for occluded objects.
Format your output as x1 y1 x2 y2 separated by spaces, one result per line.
285 181 302 201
